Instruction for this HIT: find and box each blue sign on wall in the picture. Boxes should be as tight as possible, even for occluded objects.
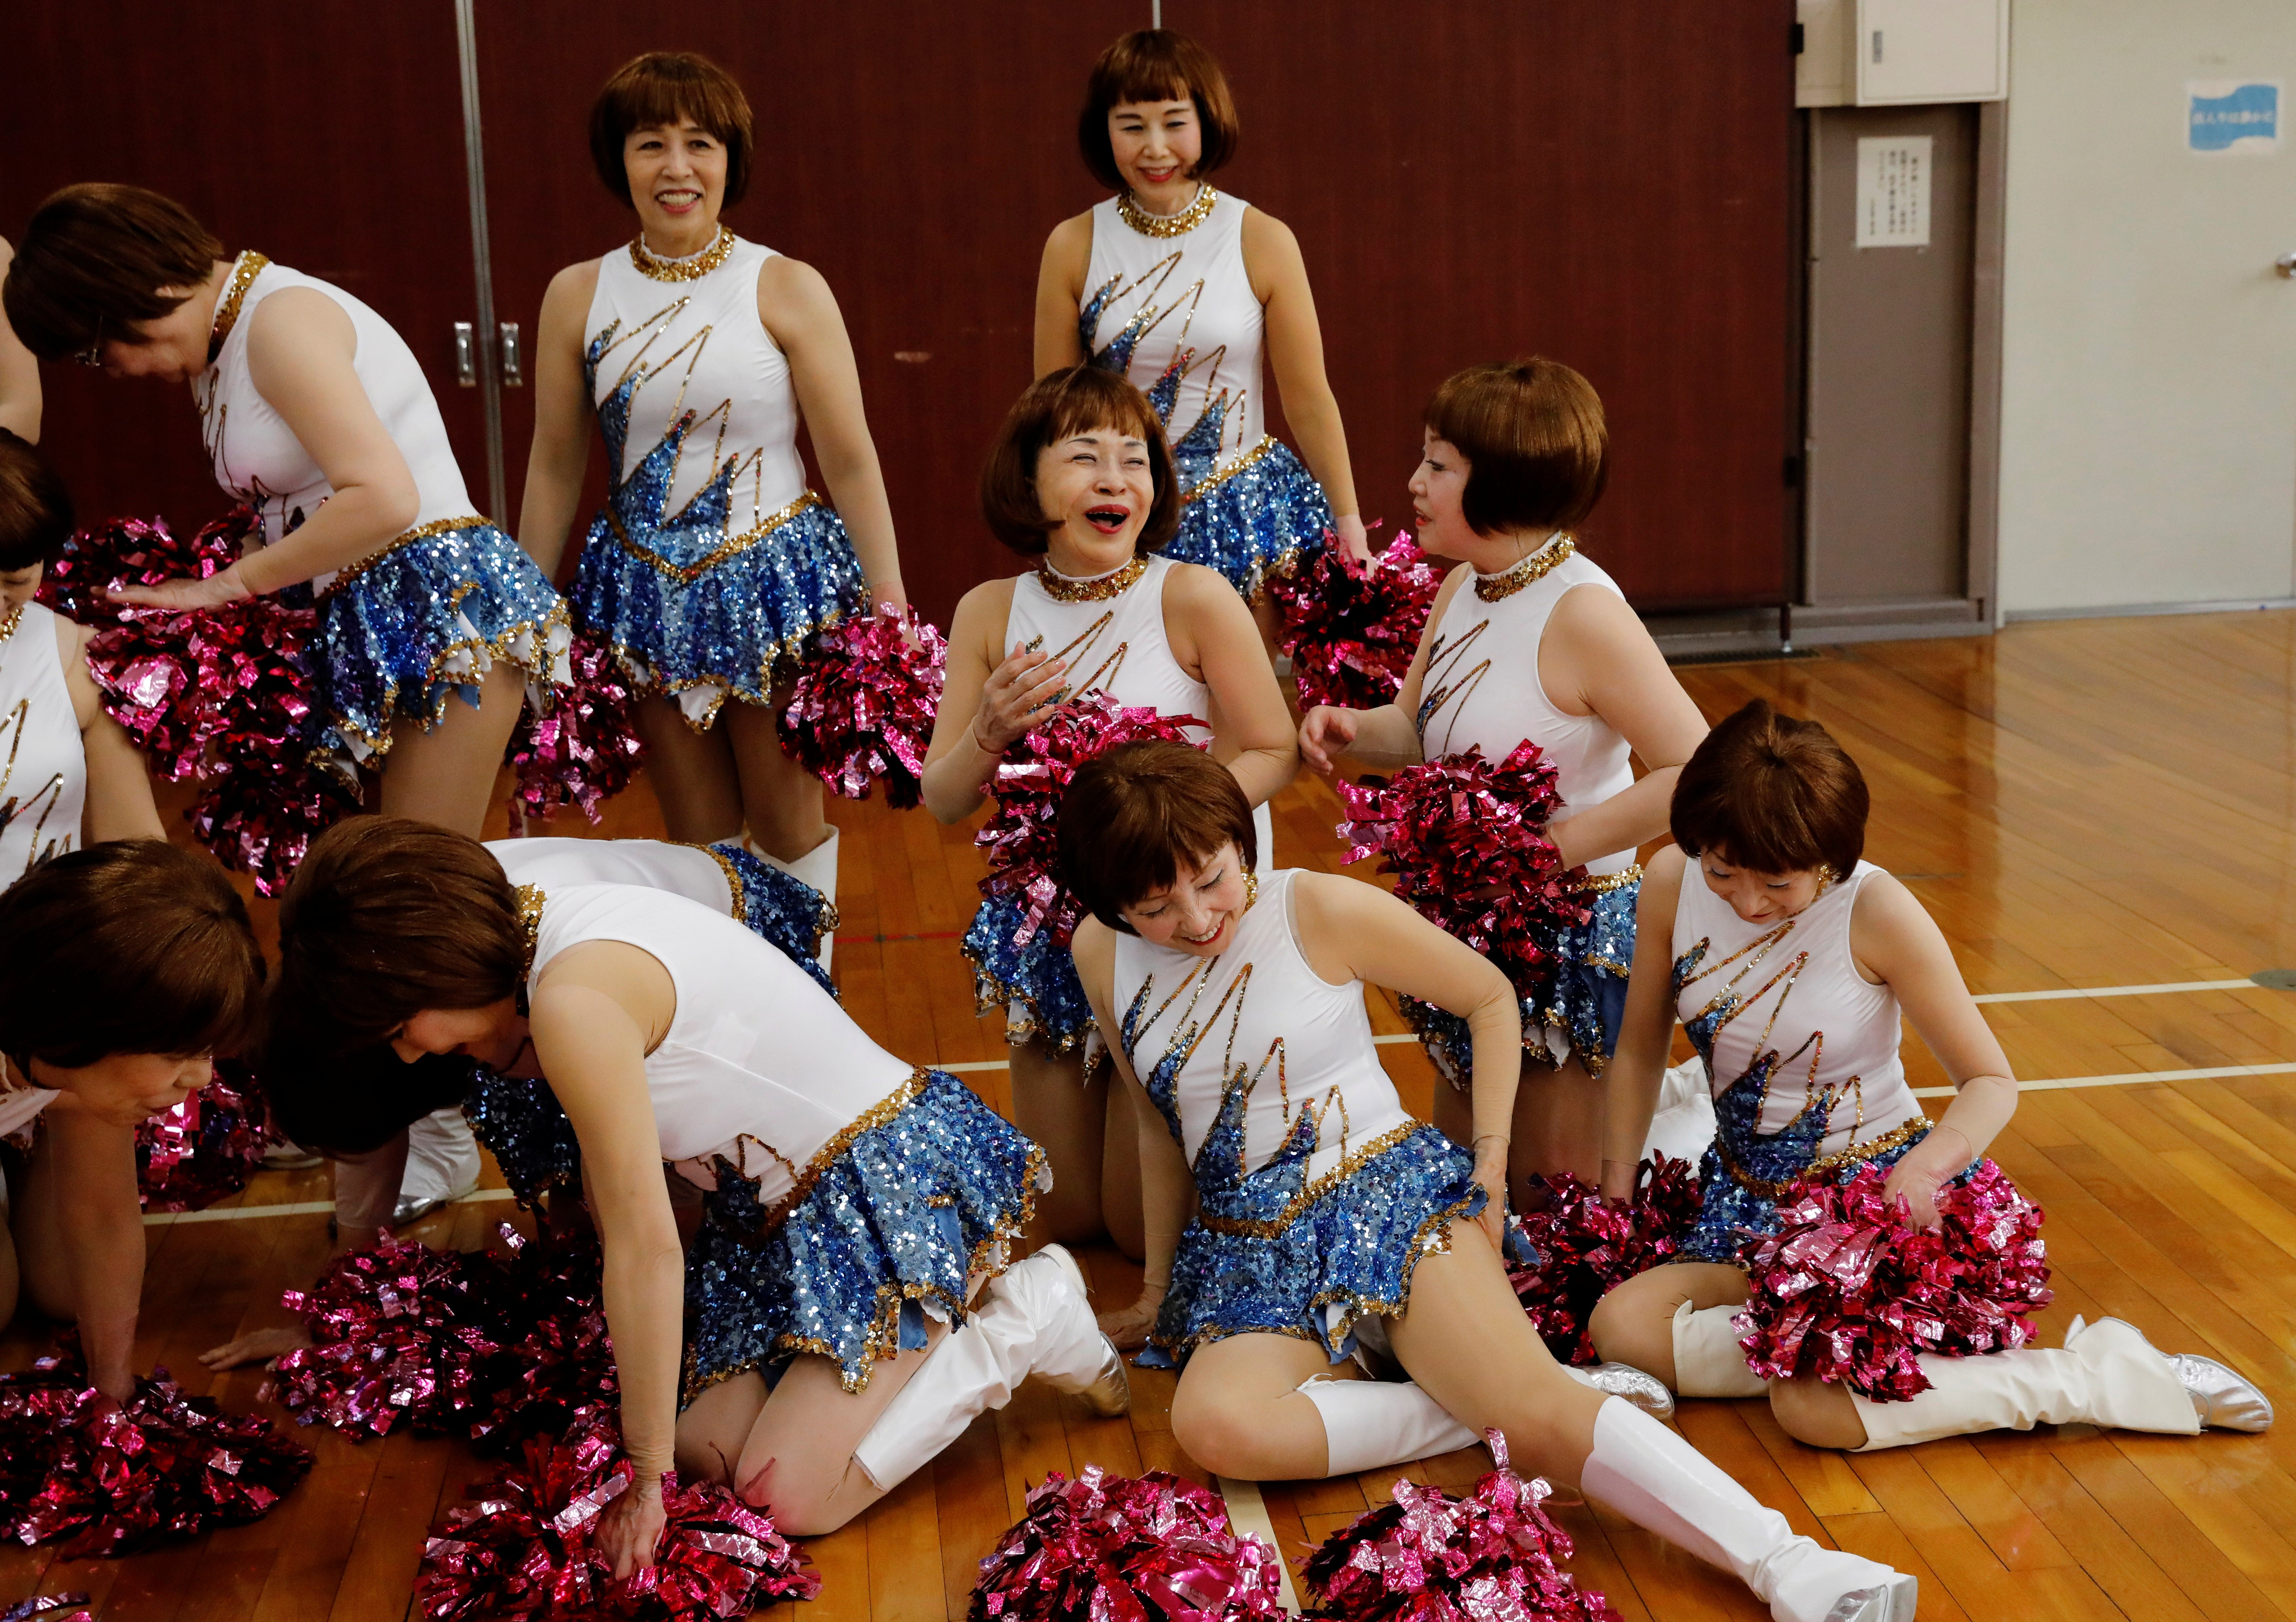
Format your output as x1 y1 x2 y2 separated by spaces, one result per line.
2189 80 2280 154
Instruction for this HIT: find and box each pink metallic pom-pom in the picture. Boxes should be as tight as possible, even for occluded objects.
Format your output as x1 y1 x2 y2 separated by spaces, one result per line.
1736 1159 2053 1402
1336 740 1590 999
470 1224 621 1451
2 1597 94 1622
419 1413 819 1622
1302 1430 1621 1622
504 628 647 824
135 1061 269 1213
968 1464 1287 1622
976 693 1208 950
0 1349 312 1558
778 605 948 808
1507 1155 1702 1365
1269 529 1443 709
38 508 253 628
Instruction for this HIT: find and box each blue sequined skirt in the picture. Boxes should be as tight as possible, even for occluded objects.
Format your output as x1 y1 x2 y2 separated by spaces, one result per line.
701 840 839 1000
1168 437 1332 603
310 518 570 775
683 1069 1046 1397
1141 1123 1483 1370
961 893 1095 1054
573 492 867 729
1680 1122 1933 1264
1407 875 1639 1092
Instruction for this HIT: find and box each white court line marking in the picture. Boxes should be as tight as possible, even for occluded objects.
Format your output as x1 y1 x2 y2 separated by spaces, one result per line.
142 1186 517 1228
1973 978 2255 1004
1912 1061 2296 1099
1214 1476 1302 1614
942 1035 1420 1073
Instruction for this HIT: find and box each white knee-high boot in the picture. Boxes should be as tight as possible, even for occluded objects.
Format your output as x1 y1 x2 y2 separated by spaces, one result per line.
1298 1375 1479 1475
851 1246 1127 1492
1672 1300 1770 1398
752 827 839 972
1849 1315 2268 1451
1580 1398 1916 1622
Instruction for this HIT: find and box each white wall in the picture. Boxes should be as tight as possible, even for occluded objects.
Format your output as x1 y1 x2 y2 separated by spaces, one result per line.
1999 0 2296 614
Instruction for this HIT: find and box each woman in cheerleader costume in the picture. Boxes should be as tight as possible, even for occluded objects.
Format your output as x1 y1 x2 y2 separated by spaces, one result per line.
0 237 38 441
4 184 569 829
0 840 265 1405
1588 702 2273 1452
1036 29 1369 622
1066 740 1918 1622
262 818 1124 1559
1298 359 1708 1200
921 367 1295 1251
518 53 907 920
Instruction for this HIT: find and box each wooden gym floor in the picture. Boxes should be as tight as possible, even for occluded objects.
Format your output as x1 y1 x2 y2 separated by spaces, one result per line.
12 608 2296 1621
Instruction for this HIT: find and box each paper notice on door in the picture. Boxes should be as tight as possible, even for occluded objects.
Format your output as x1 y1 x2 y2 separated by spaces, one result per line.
2187 80 2280 154
1855 136 1932 248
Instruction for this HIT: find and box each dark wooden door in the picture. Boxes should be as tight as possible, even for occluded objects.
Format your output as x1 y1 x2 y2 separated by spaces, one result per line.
0 4 489 536
471 0 1142 614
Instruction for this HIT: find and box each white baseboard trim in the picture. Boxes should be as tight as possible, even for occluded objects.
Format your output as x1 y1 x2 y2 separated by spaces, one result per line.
2004 597 2296 624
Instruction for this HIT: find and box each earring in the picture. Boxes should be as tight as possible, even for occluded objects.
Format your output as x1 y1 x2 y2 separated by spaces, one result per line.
1243 869 1260 911
1814 863 1839 893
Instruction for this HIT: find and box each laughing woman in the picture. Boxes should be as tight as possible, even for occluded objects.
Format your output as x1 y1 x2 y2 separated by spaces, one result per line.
517 51 906 911
921 367 1294 1252
1036 29 1368 609
4 184 567 834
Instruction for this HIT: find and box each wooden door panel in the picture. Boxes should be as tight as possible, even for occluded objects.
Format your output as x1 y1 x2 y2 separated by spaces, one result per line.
0 4 486 535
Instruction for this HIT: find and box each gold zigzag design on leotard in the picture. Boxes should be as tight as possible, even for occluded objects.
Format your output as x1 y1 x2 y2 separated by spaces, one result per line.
591 298 775 535
1415 617 1493 755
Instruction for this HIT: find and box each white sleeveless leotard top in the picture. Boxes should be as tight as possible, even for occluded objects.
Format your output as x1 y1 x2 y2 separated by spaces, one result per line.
489 837 735 919
0 603 83 1139
1671 859 1925 1161
1415 541 1639 877
527 883 911 1201
1003 556 1210 735
195 254 488 579
1112 870 1416 1185
1081 190 1266 477
585 232 809 529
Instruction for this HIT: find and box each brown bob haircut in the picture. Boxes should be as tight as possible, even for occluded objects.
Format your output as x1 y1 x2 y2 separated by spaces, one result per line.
1059 739 1255 933
1670 700 1870 878
4 184 226 360
1425 359 1609 538
274 816 524 1059
0 839 262 1071
1078 30 1240 190
979 367 1180 556
590 51 755 209
0 430 75 572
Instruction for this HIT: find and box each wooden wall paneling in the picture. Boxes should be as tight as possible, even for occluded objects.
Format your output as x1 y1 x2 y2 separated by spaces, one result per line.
0 4 491 536
1172 0 1797 609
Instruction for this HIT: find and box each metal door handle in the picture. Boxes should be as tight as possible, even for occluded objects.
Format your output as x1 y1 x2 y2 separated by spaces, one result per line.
498 322 523 388
2278 253 2296 279
453 321 477 386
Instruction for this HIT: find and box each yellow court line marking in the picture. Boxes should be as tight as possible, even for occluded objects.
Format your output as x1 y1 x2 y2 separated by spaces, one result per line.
1214 1475 1303 1614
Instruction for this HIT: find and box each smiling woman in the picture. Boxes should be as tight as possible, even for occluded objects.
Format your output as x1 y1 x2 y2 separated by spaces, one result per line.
515 51 908 918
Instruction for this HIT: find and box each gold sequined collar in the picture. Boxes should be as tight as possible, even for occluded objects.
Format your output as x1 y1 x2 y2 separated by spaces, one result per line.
630 226 735 282
1473 534 1575 603
0 603 25 649
206 251 271 365
1036 553 1149 603
512 884 545 1012
1117 186 1217 239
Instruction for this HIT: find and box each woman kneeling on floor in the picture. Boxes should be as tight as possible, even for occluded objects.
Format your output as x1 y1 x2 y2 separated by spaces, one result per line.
1588 700 2271 1451
263 817 1126 1571
1065 738 1919 1622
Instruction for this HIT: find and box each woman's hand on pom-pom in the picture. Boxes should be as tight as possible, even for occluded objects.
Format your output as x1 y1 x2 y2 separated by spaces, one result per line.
975 643 1069 754
1879 1158 1950 1232
199 1323 314 1372
1333 513 1373 565
109 563 256 611
1298 705 1360 776
598 1474 668 1580
1095 1289 1163 1352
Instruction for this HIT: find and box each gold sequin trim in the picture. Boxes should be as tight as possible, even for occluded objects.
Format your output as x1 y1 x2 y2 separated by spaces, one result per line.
314 515 495 602
629 226 735 282
1715 1115 1929 1203
1578 864 1642 896
963 951 1096 1057
1182 435 1280 505
1117 186 1218 238
605 489 824 586
1473 534 1576 603
685 840 841 956
206 251 272 363
0 604 25 649
727 1069 931 1241
1035 551 1148 603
